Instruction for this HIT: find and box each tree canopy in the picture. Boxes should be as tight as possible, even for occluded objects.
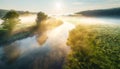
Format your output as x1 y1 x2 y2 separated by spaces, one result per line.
2 10 19 20
1 10 20 34
36 12 47 25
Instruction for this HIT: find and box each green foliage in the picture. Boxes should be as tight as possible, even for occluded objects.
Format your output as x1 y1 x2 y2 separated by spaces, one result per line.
2 10 19 20
1 10 20 34
36 12 47 25
2 19 20 32
64 25 120 69
0 10 20 42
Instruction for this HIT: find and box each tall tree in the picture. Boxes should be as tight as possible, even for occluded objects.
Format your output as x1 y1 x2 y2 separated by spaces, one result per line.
2 10 19 20
2 10 20 34
36 12 47 25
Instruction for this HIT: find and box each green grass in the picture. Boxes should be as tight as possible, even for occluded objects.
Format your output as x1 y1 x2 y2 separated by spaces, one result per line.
64 24 120 69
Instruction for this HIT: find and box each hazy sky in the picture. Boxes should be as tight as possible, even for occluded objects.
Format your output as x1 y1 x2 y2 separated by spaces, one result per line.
0 0 120 15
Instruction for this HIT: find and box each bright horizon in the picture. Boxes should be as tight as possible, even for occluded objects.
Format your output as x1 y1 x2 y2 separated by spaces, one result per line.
0 0 120 15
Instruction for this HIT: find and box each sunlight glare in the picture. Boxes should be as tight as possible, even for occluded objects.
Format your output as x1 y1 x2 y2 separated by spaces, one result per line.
55 2 62 10
54 2 64 15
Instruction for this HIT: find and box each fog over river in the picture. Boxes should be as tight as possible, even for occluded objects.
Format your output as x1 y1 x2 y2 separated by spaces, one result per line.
0 16 120 69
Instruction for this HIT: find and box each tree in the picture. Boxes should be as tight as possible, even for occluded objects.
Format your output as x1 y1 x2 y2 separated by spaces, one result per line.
1 10 20 34
36 12 47 25
2 10 19 20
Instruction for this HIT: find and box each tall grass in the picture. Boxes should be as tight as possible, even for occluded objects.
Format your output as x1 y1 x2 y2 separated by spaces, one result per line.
64 24 120 69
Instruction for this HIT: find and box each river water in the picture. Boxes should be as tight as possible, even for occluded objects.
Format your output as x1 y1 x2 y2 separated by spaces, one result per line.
0 21 75 69
0 16 120 69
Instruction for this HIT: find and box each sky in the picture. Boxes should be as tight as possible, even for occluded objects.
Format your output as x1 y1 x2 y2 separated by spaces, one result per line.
0 0 120 15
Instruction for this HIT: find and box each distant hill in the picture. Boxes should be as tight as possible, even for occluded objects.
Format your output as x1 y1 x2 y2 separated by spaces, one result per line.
0 9 36 18
76 8 120 17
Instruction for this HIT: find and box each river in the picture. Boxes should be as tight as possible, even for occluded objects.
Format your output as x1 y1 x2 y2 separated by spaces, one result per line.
0 16 120 69
0 21 75 69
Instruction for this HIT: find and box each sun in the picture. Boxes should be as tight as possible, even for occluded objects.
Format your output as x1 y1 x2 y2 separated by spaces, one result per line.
53 2 64 15
55 2 62 10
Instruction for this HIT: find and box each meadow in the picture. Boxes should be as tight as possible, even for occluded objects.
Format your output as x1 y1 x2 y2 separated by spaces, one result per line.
64 24 120 69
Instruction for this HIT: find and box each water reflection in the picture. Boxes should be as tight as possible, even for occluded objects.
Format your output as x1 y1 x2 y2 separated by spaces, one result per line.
37 33 48 45
36 18 63 45
3 43 20 63
0 18 74 69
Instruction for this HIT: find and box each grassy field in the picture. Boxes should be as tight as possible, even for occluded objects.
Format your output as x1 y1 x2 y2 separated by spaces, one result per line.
64 24 120 69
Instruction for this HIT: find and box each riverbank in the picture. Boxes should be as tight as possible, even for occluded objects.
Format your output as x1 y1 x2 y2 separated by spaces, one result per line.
0 17 63 45
0 26 35 45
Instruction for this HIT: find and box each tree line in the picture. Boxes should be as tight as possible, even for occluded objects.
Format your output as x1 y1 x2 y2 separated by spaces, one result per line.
0 10 48 44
